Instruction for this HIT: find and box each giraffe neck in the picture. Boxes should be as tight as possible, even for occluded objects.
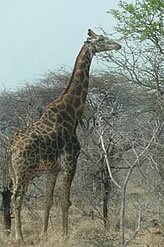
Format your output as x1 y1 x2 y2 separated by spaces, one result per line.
40 43 93 129
62 43 93 118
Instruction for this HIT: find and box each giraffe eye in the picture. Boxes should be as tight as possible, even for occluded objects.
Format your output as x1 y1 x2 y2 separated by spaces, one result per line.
99 36 104 41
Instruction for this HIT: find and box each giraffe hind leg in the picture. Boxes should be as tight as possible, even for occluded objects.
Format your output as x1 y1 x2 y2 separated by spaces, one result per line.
62 144 80 236
42 168 59 234
62 172 75 236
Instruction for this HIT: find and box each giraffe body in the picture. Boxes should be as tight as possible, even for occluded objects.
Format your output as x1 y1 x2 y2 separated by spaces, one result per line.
10 29 121 242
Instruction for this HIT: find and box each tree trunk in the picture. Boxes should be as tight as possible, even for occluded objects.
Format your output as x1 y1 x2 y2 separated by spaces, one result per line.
1 186 12 232
102 166 111 228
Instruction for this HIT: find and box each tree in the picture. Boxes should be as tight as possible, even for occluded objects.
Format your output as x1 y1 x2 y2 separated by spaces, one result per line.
104 1 164 245
108 0 164 178
110 0 164 53
108 0 164 99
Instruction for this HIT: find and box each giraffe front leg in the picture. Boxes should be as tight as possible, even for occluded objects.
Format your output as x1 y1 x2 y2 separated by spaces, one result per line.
42 168 59 234
12 184 26 244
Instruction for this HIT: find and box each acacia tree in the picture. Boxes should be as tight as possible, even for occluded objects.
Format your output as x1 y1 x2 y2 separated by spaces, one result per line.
109 0 164 96
109 0 164 173
110 0 163 46
102 1 164 245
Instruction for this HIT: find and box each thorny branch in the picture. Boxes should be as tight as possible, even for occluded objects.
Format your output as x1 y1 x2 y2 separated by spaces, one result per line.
120 125 161 246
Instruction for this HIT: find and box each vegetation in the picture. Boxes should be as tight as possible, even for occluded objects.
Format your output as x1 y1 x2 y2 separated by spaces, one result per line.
0 0 164 246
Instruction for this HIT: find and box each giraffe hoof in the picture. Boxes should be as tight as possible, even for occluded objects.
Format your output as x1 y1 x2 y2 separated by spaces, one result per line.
13 238 26 247
41 231 48 241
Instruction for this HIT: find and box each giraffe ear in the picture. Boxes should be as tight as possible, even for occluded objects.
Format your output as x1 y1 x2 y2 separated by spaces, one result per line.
88 29 98 38
85 37 92 43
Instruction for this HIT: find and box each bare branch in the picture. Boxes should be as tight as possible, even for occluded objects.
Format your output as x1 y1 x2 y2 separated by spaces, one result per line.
99 133 121 190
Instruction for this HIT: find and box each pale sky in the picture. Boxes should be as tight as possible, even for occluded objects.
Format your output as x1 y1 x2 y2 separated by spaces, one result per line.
0 0 121 91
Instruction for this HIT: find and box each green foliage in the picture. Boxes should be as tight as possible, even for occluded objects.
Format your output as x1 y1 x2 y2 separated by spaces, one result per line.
109 0 164 42
107 0 164 99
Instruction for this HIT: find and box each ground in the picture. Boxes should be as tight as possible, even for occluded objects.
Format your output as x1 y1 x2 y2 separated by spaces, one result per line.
0 205 164 247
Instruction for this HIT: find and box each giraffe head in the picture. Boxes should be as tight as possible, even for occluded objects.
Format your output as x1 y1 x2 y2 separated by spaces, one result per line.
86 29 121 54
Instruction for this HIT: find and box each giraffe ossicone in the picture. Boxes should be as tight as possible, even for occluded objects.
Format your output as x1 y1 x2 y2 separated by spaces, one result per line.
10 29 121 242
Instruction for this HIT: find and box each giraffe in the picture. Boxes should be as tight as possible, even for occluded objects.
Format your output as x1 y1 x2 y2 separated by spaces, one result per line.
9 29 121 243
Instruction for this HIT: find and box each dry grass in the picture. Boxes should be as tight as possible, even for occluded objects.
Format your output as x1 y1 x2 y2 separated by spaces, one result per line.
0 217 164 247
0 203 164 247
0 218 115 247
